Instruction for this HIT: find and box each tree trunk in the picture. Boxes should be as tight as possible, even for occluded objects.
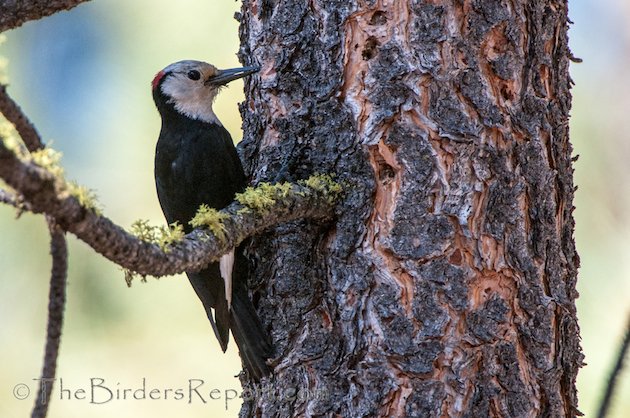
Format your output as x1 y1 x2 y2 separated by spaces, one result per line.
236 0 582 416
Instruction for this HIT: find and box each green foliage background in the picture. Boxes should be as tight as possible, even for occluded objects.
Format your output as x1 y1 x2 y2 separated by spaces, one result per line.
0 1 628 417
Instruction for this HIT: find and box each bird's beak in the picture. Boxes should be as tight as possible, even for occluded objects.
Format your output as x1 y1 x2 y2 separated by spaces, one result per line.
205 66 259 86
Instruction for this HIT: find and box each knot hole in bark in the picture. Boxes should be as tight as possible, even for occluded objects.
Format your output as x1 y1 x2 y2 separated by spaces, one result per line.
362 36 380 61
369 10 388 26
500 84 515 101
372 151 398 184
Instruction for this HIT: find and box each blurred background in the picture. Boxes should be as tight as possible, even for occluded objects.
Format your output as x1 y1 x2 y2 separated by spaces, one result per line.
0 0 628 417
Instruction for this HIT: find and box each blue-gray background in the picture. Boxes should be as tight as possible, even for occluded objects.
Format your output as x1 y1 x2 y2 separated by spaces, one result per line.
0 1 628 417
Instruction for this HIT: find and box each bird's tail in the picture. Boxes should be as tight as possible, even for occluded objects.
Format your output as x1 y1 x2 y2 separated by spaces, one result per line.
187 269 230 351
229 285 273 381
189 253 272 380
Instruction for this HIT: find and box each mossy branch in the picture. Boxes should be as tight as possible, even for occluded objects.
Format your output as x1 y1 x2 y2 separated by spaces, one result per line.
189 205 230 240
0 137 340 277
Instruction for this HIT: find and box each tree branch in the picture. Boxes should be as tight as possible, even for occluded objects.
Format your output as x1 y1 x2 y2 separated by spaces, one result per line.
31 220 67 418
0 84 67 418
596 312 630 418
0 84 44 150
0 138 338 277
1 83 68 418
0 187 28 209
0 0 91 33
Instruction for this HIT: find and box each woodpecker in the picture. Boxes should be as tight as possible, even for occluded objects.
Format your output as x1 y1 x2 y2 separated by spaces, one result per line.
152 60 271 380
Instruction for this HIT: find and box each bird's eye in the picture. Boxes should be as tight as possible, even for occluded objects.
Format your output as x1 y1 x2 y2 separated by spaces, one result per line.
187 70 201 81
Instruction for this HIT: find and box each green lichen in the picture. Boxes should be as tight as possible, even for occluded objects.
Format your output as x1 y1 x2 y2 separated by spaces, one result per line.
271 181 293 198
299 174 343 204
30 146 64 177
157 222 185 251
234 175 341 214
0 118 27 157
130 219 158 242
68 181 102 215
190 204 229 241
235 181 293 215
28 145 103 214
236 207 252 215
235 183 276 214
130 219 184 252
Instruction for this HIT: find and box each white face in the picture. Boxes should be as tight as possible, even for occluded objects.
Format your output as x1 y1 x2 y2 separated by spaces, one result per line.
158 60 222 125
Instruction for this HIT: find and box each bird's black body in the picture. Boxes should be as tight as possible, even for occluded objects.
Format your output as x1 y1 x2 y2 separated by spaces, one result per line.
152 61 271 380
154 106 244 224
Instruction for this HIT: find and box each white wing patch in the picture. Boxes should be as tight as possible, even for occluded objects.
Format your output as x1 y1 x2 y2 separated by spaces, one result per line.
220 249 235 310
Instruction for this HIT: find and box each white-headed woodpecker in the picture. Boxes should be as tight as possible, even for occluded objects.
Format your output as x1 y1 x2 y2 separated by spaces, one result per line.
152 60 271 380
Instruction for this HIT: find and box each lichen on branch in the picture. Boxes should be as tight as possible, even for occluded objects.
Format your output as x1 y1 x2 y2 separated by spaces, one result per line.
235 182 292 215
189 204 229 240
30 145 102 214
0 135 341 277
130 219 185 252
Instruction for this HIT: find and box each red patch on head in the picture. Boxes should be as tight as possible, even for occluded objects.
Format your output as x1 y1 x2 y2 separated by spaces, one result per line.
152 70 166 90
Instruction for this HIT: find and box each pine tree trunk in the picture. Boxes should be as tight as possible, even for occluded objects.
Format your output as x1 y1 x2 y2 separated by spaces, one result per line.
236 0 582 416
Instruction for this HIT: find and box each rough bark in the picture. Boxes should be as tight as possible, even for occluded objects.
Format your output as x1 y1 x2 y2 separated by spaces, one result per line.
236 0 582 417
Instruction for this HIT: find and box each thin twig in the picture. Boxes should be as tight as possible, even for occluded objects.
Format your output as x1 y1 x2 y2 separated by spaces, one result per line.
0 188 31 216
31 220 67 418
0 188 18 205
596 313 630 418
0 188 24 207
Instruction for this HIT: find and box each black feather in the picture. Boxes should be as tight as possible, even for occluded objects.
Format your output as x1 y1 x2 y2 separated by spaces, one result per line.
153 79 272 380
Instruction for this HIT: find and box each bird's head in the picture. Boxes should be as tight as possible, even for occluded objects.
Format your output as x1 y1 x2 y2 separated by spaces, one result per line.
152 60 258 124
